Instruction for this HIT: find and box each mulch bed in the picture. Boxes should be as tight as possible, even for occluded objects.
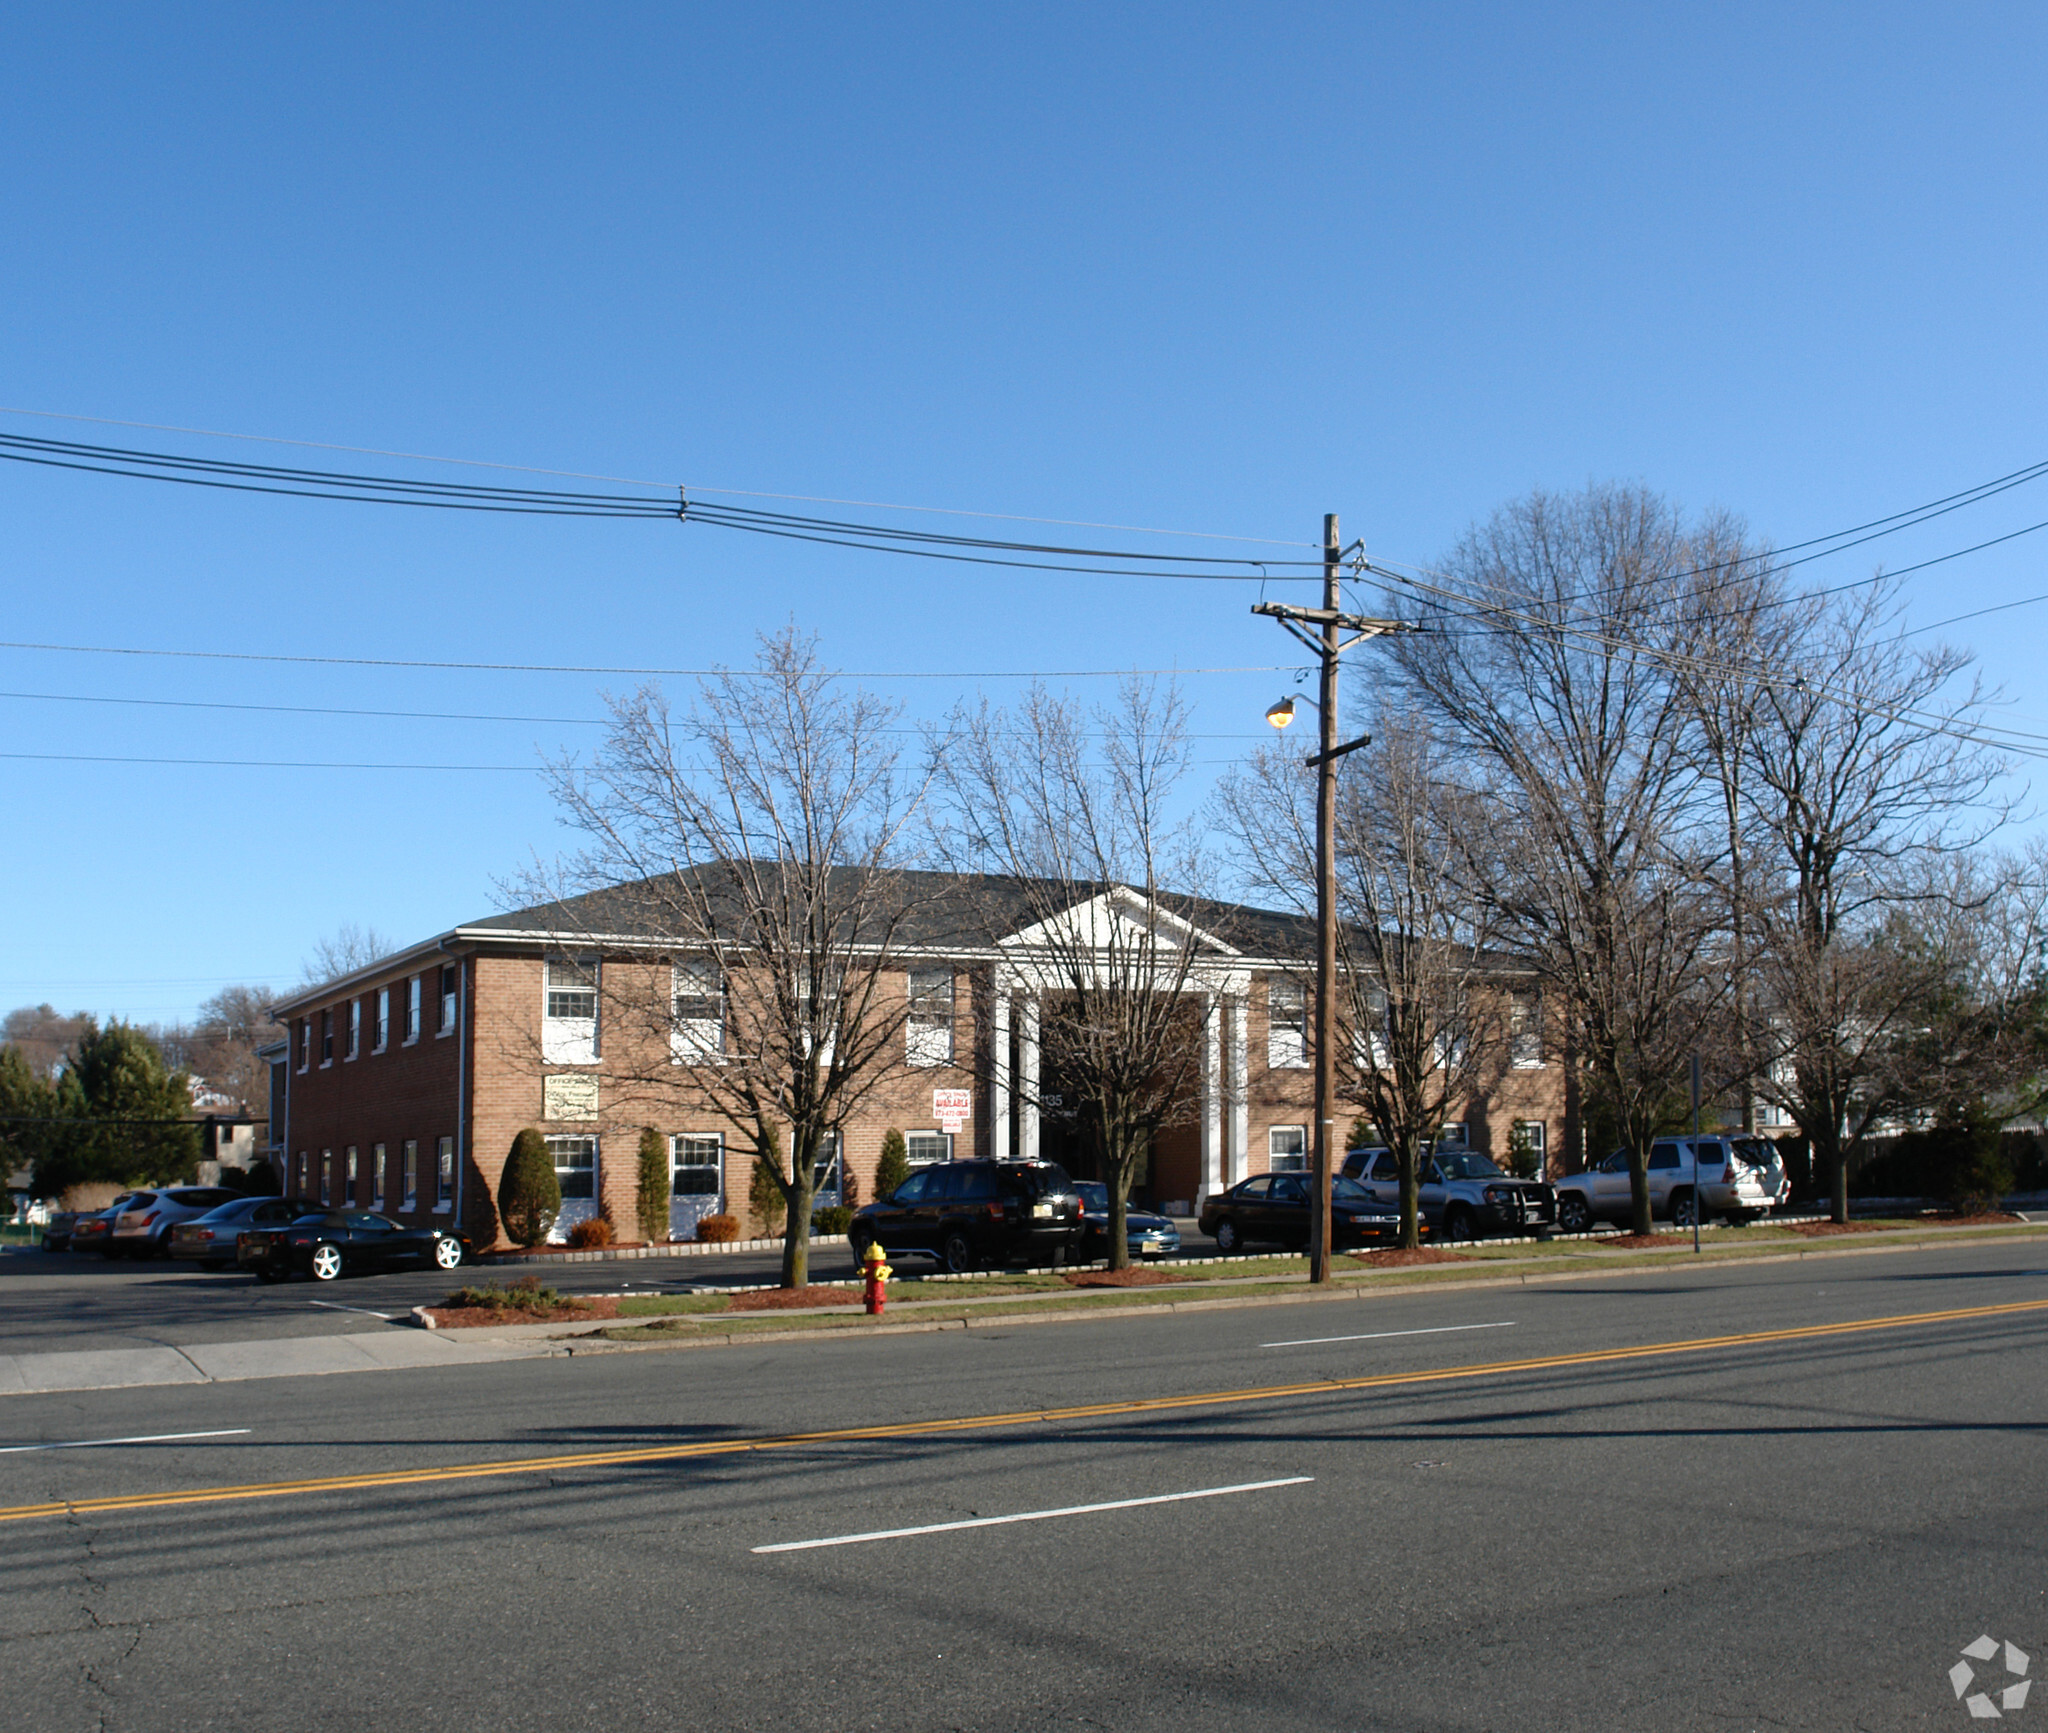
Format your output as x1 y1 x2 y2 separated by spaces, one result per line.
1597 1233 1692 1250
1348 1247 1467 1268
1791 1212 2021 1238
728 1284 859 1311
425 1298 624 1328
1062 1266 1185 1287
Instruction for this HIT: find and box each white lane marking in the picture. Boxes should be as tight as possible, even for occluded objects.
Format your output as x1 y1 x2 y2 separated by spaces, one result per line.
752 1477 1313 1554
306 1300 393 1319
0 1428 252 1455
1262 1321 1518 1349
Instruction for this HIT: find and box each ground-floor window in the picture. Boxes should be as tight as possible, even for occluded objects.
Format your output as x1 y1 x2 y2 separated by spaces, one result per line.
372 1143 386 1208
1436 1122 1469 1151
811 1131 843 1207
1268 1126 1308 1172
403 1141 418 1211
1511 1120 1547 1177
436 1136 455 1209
547 1134 597 1199
905 1130 953 1166
297 1152 309 1197
345 1146 358 1201
320 1151 332 1205
670 1134 724 1240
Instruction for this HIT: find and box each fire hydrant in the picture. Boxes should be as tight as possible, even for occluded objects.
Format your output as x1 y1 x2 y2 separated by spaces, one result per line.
859 1240 893 1315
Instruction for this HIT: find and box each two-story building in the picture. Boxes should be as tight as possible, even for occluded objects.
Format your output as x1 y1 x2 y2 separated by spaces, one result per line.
271 870 1573 1249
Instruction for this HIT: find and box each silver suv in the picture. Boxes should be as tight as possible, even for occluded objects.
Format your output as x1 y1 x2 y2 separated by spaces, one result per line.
109 1186 244 1258
1341 1146 1557 1242
1554 1135 1788 1232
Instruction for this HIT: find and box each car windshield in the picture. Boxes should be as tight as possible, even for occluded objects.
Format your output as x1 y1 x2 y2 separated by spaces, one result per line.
998 1163 1074 1199
1331 1175 1375 1201
1075 1183 1108 1210
1435 1152 1507 1181
1731 1138 1775 1167
195 1199 259 1222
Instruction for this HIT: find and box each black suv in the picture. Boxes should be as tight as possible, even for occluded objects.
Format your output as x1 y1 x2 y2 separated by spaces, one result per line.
848 1160 1083 1272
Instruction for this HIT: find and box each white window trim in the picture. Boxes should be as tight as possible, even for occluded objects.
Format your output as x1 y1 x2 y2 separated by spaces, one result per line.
345 999 361 1062
904 1129 953 1166
403 977 422 1047
1268 1125 1308 1172
435 1135 455 1212
545 1133 600 1204
543 958 600 1065
374 986 390 1054
1266 978 1308 1071
670 961 726 1066
1510 988 1545 1070
371 1143 386 1210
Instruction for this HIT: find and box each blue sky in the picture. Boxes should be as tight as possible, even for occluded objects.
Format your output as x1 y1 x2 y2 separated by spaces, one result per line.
4 3 2046 1025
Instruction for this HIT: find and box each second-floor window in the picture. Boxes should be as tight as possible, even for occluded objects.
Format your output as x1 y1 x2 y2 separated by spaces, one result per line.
906 967 955 1066
439 964 458 1033
671 959 724 1063
1510 988 1544 1068
1267 977 1307 1069
405 976 422 1042
319 1009 334 1066
346 999 361 1060
374 986 390 1051
543 957 599 1064
297 1021 310 1071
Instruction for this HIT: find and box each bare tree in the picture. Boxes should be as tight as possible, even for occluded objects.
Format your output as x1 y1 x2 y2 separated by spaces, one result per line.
1393 483 1727 1233
298 924 395 991
0 1004 95 1081
1218 711 1506 1248
933 679 1212 1270
534 626 940 1287
1739 580 2007 1220
158 985 283 1118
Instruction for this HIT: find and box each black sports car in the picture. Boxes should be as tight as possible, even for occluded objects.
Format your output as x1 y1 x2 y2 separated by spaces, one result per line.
237 1210 469 1282
1197 1172 1403 1253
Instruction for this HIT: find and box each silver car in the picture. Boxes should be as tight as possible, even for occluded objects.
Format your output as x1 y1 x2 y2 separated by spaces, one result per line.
1555 1135 1786 1232
109 1186 244 1258
169 1196 310 1268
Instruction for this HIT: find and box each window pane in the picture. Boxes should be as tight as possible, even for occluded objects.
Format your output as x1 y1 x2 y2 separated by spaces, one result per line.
547 1135 597 1199
905 1131 951 1165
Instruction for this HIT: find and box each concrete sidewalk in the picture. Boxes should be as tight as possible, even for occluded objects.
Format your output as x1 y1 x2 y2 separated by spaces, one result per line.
0 1327 559 1397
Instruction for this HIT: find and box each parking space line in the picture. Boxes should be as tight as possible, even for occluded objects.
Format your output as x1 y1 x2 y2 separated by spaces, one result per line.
0 1428 251 1455
305 1301 394 1319
752 1478 1314 1553
1263 1322 1517 1349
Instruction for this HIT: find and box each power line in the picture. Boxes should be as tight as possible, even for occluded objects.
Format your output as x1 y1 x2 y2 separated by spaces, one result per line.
0 639 1292 680
0 404 1314 548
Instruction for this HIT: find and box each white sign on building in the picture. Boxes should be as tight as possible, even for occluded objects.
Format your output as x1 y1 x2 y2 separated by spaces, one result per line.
933 1087 971 1134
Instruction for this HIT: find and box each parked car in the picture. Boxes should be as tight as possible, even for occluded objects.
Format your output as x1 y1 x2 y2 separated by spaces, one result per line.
237 1210 470 1282
847 1160 1083 1273
40 1209 79 1252
110 1186 246 1258
1072 1183 1180 1261
68 1194 146 1256
170 1196 310 1269
1198 1171 1402 1254
1554 1135 1787 1232
1344 1147 1557 1242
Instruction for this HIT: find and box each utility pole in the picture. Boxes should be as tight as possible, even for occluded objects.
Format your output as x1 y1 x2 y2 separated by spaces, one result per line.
1254 515 1415 1283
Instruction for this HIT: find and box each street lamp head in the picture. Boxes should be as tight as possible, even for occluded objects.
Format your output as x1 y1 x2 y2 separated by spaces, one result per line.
1266 696 1297 730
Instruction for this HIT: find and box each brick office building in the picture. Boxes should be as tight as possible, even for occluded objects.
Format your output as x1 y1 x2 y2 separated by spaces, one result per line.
271 872 1573 1250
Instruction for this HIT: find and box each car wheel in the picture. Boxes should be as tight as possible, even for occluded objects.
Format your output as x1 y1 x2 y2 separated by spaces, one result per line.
940 1229 976 1274
849 1228 876 1258
1214 1218 1241 1254
1444 1207 1477 1244
1672 1191 1699 1229
1557 1195 1592 1234
433 1237 464 1270
309 1243 345 1282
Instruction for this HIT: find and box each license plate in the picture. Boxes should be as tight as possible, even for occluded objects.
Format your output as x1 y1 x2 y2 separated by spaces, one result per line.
1031 1202 1053 1218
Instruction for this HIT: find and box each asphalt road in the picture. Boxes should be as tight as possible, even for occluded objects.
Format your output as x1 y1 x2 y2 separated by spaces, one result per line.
0 1229 1218 1355
5 1235 2046 1731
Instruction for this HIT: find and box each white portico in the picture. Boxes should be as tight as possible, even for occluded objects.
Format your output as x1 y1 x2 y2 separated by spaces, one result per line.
985 886 1253 1206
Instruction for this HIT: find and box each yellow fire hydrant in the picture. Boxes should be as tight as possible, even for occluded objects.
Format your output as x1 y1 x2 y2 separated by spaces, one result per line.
859 1240 893 1315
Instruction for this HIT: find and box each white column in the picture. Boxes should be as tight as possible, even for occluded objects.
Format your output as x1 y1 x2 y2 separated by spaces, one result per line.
1018 995 1041 1163
1227 994 1250 1185
990 983 1011 1162
1199 993 1222 1204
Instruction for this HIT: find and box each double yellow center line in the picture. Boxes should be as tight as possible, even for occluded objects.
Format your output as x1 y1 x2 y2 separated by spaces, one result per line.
5 1295 2042 1528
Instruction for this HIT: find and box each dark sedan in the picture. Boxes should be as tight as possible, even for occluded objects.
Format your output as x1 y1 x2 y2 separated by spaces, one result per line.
1198 1172 1402 1254
67 1195 145 1256
1073 1183 1181 1260
238 1210 469 1282
848 1159 1083 1272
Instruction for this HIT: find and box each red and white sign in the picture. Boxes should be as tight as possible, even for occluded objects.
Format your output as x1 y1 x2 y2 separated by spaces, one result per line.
933 1087 971 1132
